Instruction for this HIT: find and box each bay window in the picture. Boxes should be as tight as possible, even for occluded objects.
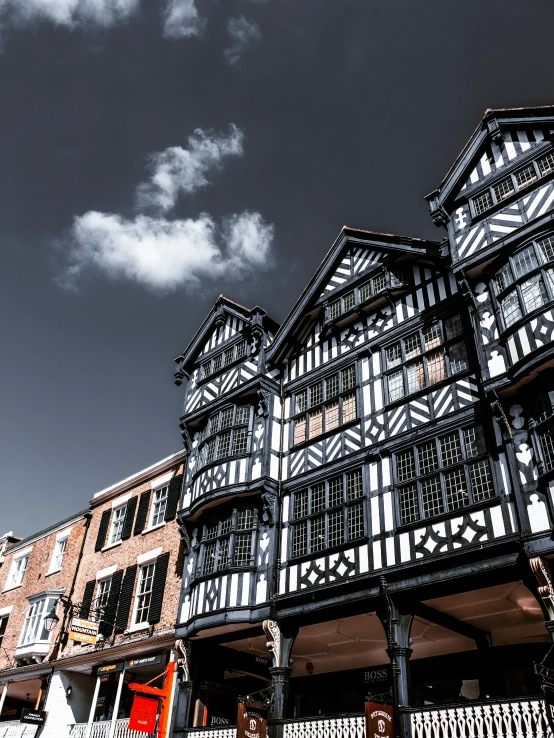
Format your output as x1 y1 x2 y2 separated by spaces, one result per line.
200 404 251 467
19 595 59 647
494 236 554 330
196 508 258 578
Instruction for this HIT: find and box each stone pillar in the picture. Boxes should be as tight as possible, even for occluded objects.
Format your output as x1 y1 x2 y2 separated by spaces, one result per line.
172 680 194 735
171 639 195 736
377 578 414 738
263 620 298 738
268 666 292 721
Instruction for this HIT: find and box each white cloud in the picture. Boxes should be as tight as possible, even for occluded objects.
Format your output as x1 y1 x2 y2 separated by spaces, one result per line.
1 0 139 27
162 0 203 39
65 210 274 291
135 125 244 214
224 16 261 65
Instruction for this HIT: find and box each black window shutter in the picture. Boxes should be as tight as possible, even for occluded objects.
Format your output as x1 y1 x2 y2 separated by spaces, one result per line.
133 491 151 536
148 552 170 625
115 564 137 633
79 580 96 618
94 510 111 552
121 497 138 541
164 475 183 522
100 569 123 637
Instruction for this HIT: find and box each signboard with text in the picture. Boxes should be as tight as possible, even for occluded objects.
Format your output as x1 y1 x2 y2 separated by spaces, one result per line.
20 709 47 725
129 694 159 733
365 702 393 738
237 702 267 738
95 660 125 676
125 653 163 670
69 617 99 644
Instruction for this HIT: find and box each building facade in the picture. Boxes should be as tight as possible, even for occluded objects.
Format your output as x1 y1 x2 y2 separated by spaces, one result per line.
0 451 186 738
171 107 554 738
3 105 554 738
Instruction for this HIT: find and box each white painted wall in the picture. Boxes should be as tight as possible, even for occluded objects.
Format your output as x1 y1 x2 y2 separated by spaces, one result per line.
43 670 95 737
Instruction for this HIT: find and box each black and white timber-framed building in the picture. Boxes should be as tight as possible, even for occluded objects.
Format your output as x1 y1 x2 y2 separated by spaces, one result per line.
172 107 554 738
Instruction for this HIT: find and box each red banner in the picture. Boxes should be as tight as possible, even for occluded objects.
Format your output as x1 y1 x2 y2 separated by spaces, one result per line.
237 702 267 738
365 702 393 738
129 694 159 734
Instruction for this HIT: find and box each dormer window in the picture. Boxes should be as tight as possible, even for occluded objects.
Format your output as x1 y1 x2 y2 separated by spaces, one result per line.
493 177 515 202
201 340 247 380
473 191 493 216
538 152 554 176
325 268 405 323
470 149 554 218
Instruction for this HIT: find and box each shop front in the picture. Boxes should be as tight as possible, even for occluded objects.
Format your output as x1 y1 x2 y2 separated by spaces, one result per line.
181 579 554 738
39 638 179 738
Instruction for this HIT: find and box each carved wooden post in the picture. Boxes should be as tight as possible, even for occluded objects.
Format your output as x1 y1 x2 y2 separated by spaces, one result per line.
263 619 298 738
377 578 414 738
172 639 194 735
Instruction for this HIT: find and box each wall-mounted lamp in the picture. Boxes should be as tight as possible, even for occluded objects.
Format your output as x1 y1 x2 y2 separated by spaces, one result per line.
66 686 72 698
306 662 314 675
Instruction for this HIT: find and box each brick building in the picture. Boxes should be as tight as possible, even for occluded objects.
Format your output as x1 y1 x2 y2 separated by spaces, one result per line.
0 450 185 738
0 512 89 722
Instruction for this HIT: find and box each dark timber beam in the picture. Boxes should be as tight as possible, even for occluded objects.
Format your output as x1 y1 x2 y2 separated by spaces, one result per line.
413 603 490 648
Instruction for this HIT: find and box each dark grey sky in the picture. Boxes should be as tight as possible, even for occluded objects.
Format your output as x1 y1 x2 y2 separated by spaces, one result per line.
2 0 554 537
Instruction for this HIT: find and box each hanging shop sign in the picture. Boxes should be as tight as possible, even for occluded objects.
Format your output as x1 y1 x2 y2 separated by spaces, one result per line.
237 702 267 738
20 709 47 725
95 660 125 676
365 702 393 738
69 618 99 644
129 694 159 734
125 653 163 670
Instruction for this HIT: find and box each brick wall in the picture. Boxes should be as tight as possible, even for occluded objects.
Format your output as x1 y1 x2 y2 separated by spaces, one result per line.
0 515 88 670
62 461 185 658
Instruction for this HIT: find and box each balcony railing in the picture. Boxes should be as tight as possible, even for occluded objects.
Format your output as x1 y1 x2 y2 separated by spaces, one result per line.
183 699 553 738
69 719 154 738
185 729 237 738
0 723 38 738
409 697 553 738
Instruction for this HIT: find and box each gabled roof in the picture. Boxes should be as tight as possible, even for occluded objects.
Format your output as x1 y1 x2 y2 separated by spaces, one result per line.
427 106 554 212
267 226 441 365
174 295 279 377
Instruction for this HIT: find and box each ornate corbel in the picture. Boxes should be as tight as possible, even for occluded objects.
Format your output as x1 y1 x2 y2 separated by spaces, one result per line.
488 393 513 440
430 203 449 228
263 619 283 667
174 359 189 387
530 557 554 621
257 389 272 417
487 118 504 145
457 276 478 310
175 639 192 681
180 423 193 452
262 491 277 525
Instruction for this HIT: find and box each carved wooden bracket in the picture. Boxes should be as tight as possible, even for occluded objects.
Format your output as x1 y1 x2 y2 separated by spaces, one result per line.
530 556 554 621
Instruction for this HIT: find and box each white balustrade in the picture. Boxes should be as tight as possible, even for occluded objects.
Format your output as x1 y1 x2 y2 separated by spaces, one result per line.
283 715 365 738
185 729 237 738
0 723 37 738
410 698 553 738
69 720 154 738
182 702 553 738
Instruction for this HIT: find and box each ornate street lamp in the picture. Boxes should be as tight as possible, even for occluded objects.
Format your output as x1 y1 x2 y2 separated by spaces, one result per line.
44 606 60 633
